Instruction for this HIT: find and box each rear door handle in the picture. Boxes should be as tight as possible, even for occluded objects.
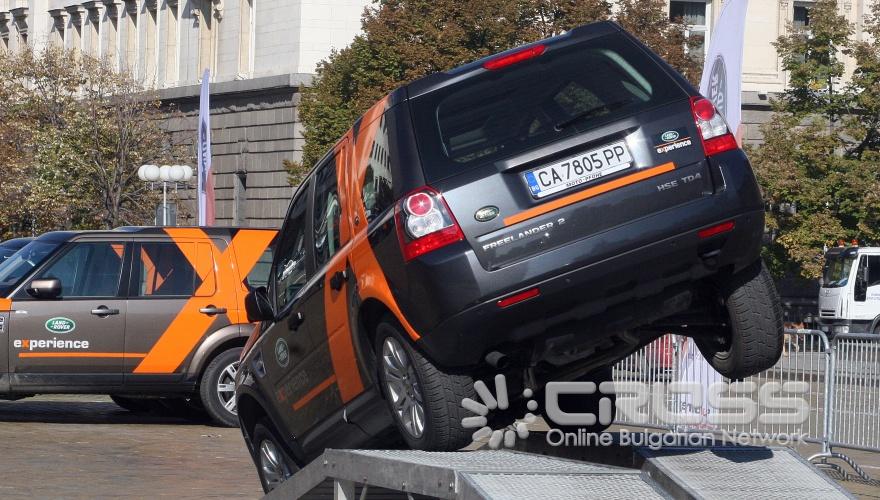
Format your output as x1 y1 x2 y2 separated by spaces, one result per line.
199 306 228 316
91 306 120 317
330 270 348 291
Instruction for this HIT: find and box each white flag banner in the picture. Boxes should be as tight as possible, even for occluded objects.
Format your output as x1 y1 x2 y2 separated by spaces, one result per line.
699 0 749 141
197 68 215 226
677 0 749 427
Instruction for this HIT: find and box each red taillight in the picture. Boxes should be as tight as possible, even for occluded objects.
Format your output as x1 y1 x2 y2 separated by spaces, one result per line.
483 44 546 70
497 288 540 308
690 96 738 157
396 188 464 261
698 220 735 239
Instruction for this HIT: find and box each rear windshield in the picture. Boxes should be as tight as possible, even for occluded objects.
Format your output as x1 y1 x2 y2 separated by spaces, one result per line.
410 32 687 181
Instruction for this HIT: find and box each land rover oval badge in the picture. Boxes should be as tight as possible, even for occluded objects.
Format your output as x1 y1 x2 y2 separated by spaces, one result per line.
475 206 499 222
45 317 75 334
275 338 290 367
661 130 680 142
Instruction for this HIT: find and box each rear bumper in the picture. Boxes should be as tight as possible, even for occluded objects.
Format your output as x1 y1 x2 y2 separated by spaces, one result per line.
415 207 764 368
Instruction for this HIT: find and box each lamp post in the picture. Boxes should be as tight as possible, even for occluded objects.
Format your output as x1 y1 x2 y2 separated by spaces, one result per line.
137 164 194 226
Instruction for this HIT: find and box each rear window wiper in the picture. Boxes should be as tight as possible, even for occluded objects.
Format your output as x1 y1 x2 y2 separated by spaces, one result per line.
553 99 632 132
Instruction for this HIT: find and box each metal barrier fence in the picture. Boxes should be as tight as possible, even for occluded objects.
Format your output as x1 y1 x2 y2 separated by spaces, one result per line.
612 329 878 480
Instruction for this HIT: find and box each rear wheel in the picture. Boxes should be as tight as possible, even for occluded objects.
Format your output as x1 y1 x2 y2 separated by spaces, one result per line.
252 418 300 493
697 261 784 379
199 347 242 427
375 317 474 451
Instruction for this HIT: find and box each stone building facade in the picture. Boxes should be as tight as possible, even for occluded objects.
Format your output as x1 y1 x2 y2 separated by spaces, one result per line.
0 0 876 227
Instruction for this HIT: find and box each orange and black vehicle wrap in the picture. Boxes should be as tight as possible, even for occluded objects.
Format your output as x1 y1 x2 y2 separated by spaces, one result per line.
237 21 767 462
0 227 275 394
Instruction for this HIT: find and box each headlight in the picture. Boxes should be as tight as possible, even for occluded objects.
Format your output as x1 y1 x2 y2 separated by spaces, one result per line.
833 325 850 334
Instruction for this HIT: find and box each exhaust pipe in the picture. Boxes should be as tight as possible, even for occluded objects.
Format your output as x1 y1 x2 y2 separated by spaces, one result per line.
484 351 510 370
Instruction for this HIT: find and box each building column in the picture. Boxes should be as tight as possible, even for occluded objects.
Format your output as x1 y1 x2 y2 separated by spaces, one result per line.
101 0 122 68
10 7 29 50
0 12 12 52
83 1 105 58
65 5 85 54
48 9 69 48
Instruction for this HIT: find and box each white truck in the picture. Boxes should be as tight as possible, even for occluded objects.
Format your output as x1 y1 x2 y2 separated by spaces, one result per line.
818 245 880 335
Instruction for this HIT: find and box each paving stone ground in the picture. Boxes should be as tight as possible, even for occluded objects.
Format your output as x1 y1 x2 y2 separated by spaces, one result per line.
0 394 262 499
0 395 877 499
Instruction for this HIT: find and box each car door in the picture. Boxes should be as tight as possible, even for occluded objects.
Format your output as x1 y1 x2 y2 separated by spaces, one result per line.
8 239 128 389
123 237 220 385
851 255 880 326
262 179 328 436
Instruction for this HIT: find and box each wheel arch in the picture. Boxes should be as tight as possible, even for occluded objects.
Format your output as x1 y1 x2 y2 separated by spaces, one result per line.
186 324 249 380
869 314 880 334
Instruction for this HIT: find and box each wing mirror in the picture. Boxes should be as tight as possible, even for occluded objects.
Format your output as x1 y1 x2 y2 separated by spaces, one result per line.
26 278 62 299
245 286 275 322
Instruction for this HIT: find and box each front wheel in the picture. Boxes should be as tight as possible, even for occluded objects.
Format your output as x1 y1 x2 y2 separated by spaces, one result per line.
253 418 300 493
375 317 474 451
199 347 242 427
697 261 784 379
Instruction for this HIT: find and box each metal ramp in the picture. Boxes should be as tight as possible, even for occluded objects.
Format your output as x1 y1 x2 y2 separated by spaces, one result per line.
265 444 853 499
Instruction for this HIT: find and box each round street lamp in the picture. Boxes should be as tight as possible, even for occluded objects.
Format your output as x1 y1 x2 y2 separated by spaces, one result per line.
138 164 194 226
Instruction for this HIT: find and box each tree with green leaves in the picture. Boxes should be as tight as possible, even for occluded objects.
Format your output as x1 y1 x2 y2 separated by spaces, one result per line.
751 0 880 279
0 47 191 237
290 0 696 176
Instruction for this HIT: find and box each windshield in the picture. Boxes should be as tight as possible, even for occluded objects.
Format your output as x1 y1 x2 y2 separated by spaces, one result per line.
410 32 686 181
822 253 856 288
0 248 18 262
0 241 62 296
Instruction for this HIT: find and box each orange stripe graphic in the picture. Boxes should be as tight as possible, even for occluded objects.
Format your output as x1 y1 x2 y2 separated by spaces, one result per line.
503 162 676 227
19 352 147 358
292 375 337 410
133 228 276 374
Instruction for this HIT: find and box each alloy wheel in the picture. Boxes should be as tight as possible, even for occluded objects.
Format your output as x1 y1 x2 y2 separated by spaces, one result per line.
381 337 426 438
258 439 293 490
216 361 240 415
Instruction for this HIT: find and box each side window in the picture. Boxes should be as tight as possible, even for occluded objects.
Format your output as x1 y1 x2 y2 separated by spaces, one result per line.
868 256 880 288
134 243 197 297
362 114 394 223
34 242 124 298
247 247 274 289
313 157 342 268
273 189 309 310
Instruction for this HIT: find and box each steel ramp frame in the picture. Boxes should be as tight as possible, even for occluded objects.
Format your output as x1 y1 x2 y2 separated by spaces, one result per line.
265 443 855 499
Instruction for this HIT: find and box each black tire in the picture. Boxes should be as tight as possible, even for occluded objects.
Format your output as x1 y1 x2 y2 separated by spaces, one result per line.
199 347 243 427
698 261 784 379
375 317 475 451
252 418 300 493
110 394 151 413
540 366 616 435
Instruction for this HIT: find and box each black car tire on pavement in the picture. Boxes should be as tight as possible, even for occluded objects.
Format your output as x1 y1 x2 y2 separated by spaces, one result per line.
698 260 784 380
253 418 300 493
199 347 242 427
375 316 475 451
